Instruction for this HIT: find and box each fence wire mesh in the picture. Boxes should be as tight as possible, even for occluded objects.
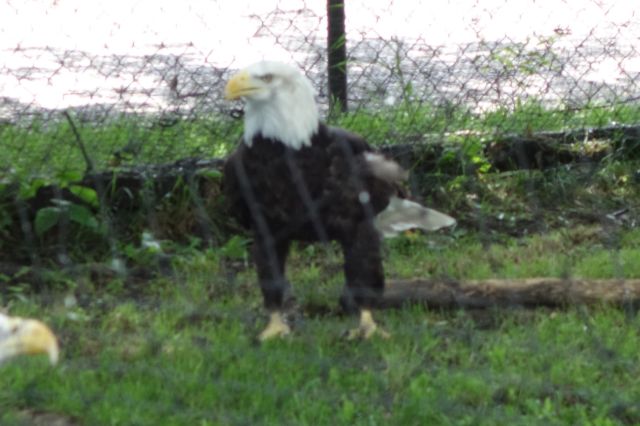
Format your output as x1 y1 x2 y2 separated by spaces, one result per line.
2 1 638 118
1 0 640 424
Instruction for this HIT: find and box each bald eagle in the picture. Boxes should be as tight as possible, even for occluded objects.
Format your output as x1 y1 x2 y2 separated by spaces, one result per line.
223 61 455 340
0 312 59 365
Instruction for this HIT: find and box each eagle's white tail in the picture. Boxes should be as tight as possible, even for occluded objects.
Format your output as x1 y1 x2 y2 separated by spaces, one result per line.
374 196 456 238
364 152 408 183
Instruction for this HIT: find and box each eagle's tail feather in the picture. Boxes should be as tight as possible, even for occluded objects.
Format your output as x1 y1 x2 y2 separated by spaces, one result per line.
364 152 408 183
374 196 456 238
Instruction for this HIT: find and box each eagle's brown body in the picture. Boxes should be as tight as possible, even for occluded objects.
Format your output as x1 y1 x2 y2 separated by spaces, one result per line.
224 123 394 310
223 61 454 339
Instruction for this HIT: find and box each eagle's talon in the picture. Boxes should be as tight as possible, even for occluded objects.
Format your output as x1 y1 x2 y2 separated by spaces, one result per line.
345 309 390 340
259 311 291 341
345 325 390 340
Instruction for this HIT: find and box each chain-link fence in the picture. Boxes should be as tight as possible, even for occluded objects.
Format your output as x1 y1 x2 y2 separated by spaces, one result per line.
1 1 640 424
1 0 637 244
2 1 638 117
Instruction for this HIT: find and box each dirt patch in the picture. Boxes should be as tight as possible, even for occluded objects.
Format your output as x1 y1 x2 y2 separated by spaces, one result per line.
14 410 81 426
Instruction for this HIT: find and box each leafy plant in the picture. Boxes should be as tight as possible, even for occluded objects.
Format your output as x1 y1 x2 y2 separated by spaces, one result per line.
34 199 102 238
219 235 251 260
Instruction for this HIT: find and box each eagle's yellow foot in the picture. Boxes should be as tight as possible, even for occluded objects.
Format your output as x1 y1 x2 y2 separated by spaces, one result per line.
259 311 291 341
346 309 390 340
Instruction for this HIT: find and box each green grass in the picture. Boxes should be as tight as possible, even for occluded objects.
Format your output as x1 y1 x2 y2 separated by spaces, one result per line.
336 99 640 145
0 115 242 184
2 100 640 424
2 228 640 425
2 100 640 183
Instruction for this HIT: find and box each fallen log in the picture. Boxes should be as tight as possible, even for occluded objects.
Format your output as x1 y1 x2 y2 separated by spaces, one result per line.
382 123 640 172
381 277 640 309
2 256 640 308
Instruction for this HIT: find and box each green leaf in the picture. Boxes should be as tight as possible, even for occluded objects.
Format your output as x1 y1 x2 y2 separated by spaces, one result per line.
19 177 47 199
68 204 99 231
0 208 11 231
57 170 83 186
197 169 223 179
34 206 62 237
69 185 99 207
219 235 250 260
339 398 356 423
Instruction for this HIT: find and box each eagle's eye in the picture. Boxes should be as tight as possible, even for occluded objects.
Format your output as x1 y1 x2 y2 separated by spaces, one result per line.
258 73 274 83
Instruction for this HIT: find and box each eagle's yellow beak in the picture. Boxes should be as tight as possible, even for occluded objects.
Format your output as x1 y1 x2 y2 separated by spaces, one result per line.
0 318 59 366
224 70 258 100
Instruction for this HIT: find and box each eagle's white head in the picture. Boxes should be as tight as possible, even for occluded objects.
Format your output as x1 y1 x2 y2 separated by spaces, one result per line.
225 61 319 150
0 313 59 366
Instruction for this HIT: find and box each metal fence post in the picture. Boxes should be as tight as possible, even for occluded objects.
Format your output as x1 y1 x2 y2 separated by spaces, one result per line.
327 0 348 113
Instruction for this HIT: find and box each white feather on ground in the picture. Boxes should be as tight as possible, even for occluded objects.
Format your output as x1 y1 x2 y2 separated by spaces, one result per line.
364 151 455 237
374 196 456 238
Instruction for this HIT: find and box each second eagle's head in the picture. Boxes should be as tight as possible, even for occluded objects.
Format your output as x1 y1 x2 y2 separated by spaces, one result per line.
225 61 319 150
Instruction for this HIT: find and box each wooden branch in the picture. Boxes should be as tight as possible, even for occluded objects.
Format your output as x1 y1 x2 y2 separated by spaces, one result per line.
63 110 95 173
381 278 640 309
